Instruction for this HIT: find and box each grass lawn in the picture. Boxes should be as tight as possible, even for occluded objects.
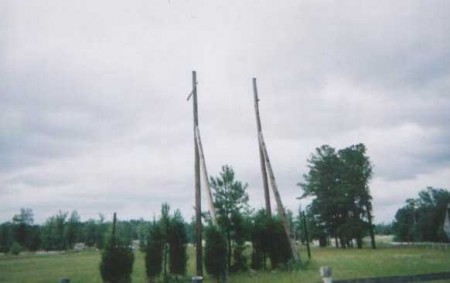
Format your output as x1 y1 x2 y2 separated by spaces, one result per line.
1 246 450 283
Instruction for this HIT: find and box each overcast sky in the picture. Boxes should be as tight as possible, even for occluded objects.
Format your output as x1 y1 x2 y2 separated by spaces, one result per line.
1 0 449 224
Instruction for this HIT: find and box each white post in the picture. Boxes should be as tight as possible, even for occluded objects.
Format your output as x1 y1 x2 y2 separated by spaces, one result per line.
320 266 332 283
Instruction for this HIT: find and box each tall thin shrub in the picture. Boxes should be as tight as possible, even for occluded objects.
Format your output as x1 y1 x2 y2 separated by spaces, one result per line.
145 222 164 281
205 226 227 282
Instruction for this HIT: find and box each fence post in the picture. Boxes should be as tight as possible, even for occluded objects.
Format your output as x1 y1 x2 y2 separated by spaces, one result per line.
320 266 332 283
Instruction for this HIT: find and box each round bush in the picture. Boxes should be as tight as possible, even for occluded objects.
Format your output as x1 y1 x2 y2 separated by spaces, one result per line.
9 241 24 256
205 226 227 282
100 244 134 283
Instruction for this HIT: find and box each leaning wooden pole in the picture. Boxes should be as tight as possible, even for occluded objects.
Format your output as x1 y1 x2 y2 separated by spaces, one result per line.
195 126 218 227
192 71 203 276
252 78 272 217
259 132 300 262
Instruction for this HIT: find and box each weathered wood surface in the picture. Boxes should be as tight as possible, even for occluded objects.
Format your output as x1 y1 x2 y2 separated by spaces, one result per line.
259 132 300 262
252 78 272 217
192 70 202 276
195 126 218 227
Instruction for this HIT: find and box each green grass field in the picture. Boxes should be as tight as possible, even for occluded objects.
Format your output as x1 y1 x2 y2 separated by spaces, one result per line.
1 246 450 283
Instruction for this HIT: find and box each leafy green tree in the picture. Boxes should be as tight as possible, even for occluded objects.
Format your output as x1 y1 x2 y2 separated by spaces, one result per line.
416 187 450 242
374 223 394 235
12 208 34 225
26 225 41 251
299 144 374 249
12 208 34 249
251 210 271 270
144 205 188 281
84 219 98 247
300 145 341 245
64 211 81 249
115 221 134 247
250 210 292 270
210 165 250 271
9 241 24 255
41 211 68 250
393 187 450 242
230 212 248 272
205 225 227 282
393 201 416 242
0 223 14 253
337 144 375 248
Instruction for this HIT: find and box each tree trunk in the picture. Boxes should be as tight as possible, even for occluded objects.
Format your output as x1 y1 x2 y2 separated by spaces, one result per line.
367 208 376 249
227 229 232 270
357 237 362 249
164 243 168 277
340 237 346 249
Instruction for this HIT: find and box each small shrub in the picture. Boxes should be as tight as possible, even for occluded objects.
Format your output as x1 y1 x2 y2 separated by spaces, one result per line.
205 226 227 282
145 223 164 280
268 219 291 269
100 239 134 283
168 214 188 276
230 244 247 272
9 241 24 255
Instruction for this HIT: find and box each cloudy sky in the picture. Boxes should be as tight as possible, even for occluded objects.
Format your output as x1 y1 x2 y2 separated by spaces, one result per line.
1 0 449 224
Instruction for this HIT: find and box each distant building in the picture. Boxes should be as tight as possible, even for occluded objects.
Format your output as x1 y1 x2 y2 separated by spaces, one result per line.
74 243 86 251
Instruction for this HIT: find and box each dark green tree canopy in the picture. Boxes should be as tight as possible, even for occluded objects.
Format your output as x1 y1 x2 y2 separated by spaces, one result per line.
299 143 374 248
393 187 450 242
210 165 250 271
210 165 250 220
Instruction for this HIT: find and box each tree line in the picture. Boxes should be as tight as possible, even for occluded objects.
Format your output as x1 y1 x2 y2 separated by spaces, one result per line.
392 187 450 242
13 143 448 281
0 208 158 254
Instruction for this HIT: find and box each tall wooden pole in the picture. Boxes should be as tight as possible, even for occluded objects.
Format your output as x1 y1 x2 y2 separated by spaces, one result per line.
252 78 272 217
192 71 202 276
259 132 300 262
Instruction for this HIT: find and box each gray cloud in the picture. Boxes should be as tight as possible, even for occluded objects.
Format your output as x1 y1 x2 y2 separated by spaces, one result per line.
1 0 450 223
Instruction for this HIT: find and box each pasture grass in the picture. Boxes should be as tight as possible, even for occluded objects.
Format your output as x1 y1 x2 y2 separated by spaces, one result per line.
1 245 450 282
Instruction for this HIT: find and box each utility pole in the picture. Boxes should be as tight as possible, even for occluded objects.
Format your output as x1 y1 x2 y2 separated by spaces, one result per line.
192 71 202 276
252 78 272 217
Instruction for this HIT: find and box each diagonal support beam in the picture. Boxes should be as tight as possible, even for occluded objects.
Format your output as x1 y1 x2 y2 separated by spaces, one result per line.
195 126 218 227
259 132 300 262
252 78 272 217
